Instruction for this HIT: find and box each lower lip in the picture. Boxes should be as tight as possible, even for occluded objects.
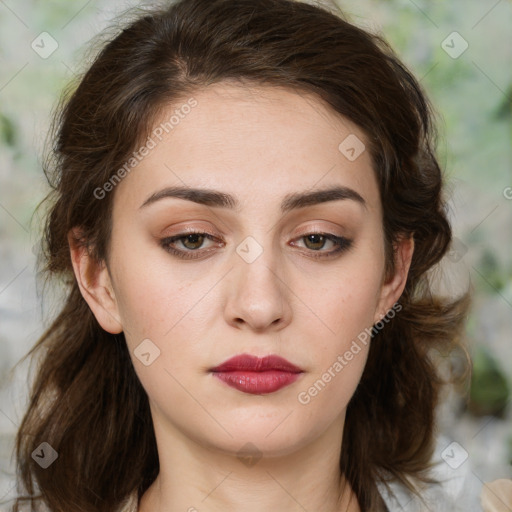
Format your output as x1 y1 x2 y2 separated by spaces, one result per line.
212 371 302 394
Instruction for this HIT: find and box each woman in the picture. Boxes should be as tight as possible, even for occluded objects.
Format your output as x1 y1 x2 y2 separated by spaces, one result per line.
11 0 483 510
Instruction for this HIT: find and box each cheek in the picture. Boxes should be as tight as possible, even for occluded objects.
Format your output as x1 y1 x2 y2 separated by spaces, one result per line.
111 250 226 381
297 344 369 421
295 251 384 407
308 259 384 346
108 234 193 338
115 272 211 346
295 279 375 416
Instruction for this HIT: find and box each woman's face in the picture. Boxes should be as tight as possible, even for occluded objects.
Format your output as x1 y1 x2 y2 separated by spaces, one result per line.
73 82 412 458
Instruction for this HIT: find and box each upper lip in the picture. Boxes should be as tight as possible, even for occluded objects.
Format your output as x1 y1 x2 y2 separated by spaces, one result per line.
210 354 303 373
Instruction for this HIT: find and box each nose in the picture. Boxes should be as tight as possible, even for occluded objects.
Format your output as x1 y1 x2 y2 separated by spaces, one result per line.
223 241 293 332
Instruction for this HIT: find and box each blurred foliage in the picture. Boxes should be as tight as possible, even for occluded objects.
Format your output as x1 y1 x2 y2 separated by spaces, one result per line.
478 249 508 292
0 111 16 147
469 345 510 417
496 84 512 120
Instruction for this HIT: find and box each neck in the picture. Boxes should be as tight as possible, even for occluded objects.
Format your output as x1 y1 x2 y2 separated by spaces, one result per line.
138 408 361 512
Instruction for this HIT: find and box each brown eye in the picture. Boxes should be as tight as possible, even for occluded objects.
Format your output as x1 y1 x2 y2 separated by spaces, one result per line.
160 231 221 260
303 233 329 250
181 233 206 250
291 232 353 259
160 230 352 261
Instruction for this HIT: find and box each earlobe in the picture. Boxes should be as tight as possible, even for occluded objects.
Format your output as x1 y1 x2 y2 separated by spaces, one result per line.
374 235 414 324
67 228 123 334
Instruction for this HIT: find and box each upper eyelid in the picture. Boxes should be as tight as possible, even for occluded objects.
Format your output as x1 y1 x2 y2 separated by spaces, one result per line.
164 219 347 237
164 228 344 241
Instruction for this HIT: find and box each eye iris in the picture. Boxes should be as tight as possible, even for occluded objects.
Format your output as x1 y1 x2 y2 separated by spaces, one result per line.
304 234 325 250
182 233 204 249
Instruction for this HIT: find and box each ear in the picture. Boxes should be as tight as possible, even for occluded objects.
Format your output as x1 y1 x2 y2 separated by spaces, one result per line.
374 235 414 324
68 227 123 334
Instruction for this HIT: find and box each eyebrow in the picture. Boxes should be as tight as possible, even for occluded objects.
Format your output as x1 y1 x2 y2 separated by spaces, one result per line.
139 185 366 213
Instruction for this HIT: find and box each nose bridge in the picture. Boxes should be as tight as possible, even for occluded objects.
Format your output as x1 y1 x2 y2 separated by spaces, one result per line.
235 231 283 300
225 230 292 330
232 206 281 275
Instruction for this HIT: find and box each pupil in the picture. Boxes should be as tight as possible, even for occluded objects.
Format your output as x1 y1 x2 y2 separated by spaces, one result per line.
184 234 202 248
306 234 324 249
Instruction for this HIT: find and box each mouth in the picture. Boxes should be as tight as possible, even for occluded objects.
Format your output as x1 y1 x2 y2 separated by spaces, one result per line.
209 354 304 395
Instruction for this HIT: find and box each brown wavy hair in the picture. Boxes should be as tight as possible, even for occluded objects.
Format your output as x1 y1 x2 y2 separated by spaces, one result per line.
11 0 470 510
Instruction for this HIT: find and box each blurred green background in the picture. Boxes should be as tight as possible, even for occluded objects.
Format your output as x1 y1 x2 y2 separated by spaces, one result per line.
0 0 511 504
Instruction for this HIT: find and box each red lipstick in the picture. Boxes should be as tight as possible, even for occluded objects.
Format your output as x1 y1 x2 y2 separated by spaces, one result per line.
210 354 303 395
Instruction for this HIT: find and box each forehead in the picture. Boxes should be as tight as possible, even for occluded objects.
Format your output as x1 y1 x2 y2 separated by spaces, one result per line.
113 82 381 217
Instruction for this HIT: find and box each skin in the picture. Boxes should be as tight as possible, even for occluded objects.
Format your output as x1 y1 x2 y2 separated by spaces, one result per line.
69 82 414 512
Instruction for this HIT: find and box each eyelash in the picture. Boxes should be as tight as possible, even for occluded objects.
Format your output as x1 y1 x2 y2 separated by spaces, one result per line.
160 230 353 260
